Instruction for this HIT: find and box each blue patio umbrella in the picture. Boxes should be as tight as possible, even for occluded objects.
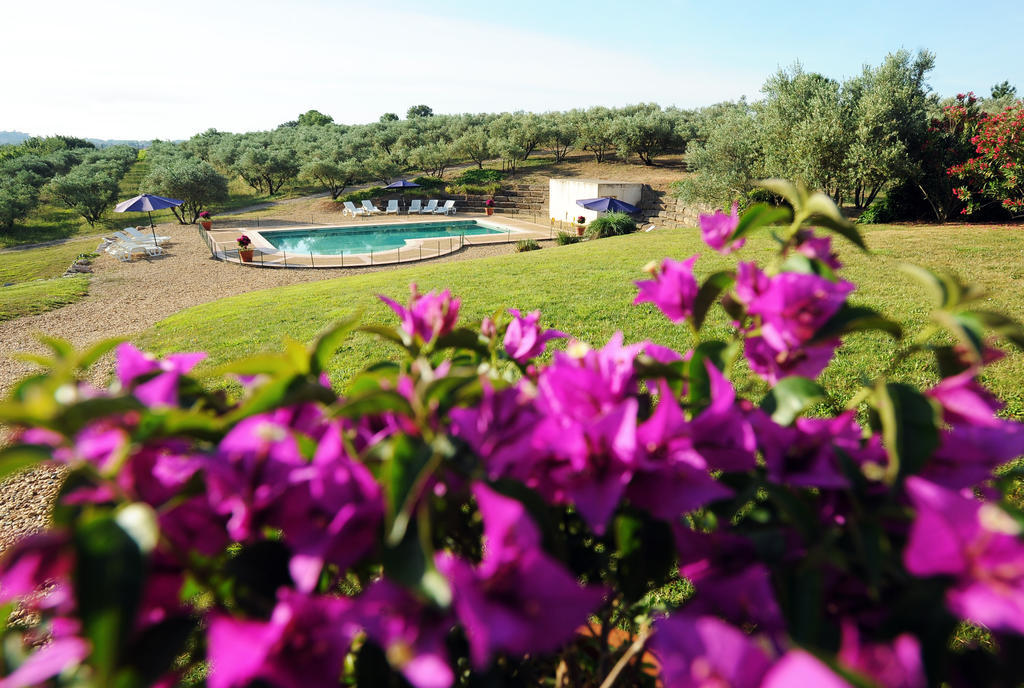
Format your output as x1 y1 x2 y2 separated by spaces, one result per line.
575 197 639 214
384 180 421 189
114 193 184 244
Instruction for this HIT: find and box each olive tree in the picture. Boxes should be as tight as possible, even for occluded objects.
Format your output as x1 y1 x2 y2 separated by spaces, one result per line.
45 165 122 227
142 157 229 224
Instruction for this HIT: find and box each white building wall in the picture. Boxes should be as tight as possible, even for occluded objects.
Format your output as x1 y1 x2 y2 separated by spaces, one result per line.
548 179 644 225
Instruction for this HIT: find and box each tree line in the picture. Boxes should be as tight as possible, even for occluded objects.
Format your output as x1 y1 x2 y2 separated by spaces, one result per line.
678 49 1021 221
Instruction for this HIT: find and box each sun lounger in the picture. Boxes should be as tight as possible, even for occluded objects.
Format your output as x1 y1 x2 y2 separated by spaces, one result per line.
423 200 439 213
125 226 171 245
106 239 164 261
435 200 456 215
342 201 367 217
408 199 423 214
113 232 166 255
385 200 399 215
361 200 383 215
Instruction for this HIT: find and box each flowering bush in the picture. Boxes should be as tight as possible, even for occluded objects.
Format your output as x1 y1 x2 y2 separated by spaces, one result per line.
199 211 212 220
3 179 1024 687
484 198 494 208
949 99 1024 216
236 235 251 250
577 215 586 224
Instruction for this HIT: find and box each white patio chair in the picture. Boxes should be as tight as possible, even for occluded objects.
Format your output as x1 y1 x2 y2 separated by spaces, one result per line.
342 201 367 217
385 199 399 215
125 226 171 245
423 200 439 213
408 199 423 214
435 200 456 215
361 200 383 215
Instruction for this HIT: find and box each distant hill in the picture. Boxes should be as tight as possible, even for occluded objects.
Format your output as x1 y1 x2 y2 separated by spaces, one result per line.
0 130 157 148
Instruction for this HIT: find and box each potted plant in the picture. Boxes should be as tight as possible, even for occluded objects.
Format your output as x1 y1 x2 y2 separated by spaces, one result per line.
199 211 212 231
485 198 494 216
236 234 254 263
576 215 586 236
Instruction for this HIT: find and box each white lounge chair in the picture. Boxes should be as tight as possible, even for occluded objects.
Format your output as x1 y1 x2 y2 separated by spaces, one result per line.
106 238 164 261
408 199 423 214
423 200 439 214
385 200 399 215
125 226 171 245
361 200 383 215
435 200 456 215
342 201 367 217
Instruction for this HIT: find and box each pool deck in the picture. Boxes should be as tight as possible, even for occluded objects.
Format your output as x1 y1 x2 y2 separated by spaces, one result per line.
204 212 553 268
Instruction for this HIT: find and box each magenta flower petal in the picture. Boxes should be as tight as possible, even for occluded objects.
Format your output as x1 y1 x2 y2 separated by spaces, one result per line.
0 636 90 688
503 309 566 362
649 614 772 688
761 650 851 687
633 255 700 323
699 202 744 254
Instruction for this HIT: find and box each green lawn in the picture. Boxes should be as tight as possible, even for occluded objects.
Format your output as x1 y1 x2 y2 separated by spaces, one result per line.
0 276 89 321
138 224 1024 417
0 238 100 284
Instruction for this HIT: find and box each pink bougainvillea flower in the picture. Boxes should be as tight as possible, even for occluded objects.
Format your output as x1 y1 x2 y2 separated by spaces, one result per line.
649 614 772 688
379 283 460 343
837 621 925 688
761 650 851 687
0 636 90 688
794 229 842 269
207 589 356 688
503 308 566 362
436 483 606 668
633 255 700 323
744 335 842 385
0 532 74 605
754 410 883 490
674 526 785 632
450 382 541 481
265 422 384 591
903 477 1024 634
354 580 454 688
927 366 1003 427
699 202 744 254
689 361 759 472
115 342 206 407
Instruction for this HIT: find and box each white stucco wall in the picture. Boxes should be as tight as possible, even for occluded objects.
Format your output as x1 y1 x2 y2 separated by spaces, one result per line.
548 179 644 224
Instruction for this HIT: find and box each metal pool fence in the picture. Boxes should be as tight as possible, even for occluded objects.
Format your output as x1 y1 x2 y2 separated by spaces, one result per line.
197 223 551 269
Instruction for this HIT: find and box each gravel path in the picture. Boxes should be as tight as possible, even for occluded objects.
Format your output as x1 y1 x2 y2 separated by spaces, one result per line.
0 218 526 549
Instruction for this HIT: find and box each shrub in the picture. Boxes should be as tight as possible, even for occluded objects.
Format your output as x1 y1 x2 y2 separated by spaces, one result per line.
454 168 504 185
411 176 446 191
446 182 501 196
855 198 894 224
555 231 582 245
4 182 1024 687
338 187 386 203
585 211 637 238
514 239 540 252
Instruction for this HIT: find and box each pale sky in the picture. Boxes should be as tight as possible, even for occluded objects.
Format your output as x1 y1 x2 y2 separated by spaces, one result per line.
2 0 1022 140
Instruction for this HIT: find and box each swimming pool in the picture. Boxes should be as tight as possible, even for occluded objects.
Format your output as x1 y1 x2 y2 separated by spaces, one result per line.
260 220 506 256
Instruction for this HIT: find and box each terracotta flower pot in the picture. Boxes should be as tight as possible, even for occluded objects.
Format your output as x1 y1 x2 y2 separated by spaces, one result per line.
200 221 212 230
576 225 585 236
485 207 494 216
239 249 254 263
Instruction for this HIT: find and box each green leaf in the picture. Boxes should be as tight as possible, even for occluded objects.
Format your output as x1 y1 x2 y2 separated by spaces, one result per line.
358 324 409 349
73 514 145 684
692 271 735 331
119 617 196 688
873 382 939 484
334 389 415 420
77 337 127 371
758 178 805 209
433 327 488 354
759 377 826 425
899 264 963 310
732 203 793 241
813 305 903 341
216 354 297 378
933 311 985 362
613 510 676 603
803 192 866 251
38 334 74 360
380 520 450 607
374 434 433 542
311 312 361 374
969 310 1024 350
0 444 51 482
687 341 738 408
780 253 838 281
225 541 293 618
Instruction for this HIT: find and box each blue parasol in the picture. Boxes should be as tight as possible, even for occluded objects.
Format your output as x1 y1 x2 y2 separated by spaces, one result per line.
575 197 639 214
114 193 184 244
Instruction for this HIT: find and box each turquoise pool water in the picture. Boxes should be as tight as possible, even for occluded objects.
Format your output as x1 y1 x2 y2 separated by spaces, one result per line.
261 220 505 255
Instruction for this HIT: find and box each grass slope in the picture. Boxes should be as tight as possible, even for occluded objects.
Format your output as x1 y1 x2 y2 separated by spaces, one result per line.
0 238 99 284
141 224 1024 417
0 277 89 321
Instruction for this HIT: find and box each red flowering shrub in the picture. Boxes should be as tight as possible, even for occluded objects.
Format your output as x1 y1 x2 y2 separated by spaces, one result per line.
949 99 1024 216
